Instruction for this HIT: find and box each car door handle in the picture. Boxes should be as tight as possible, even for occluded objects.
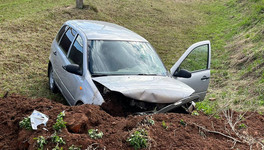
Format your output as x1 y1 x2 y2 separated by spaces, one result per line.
201 76 210 81
53 51 57 55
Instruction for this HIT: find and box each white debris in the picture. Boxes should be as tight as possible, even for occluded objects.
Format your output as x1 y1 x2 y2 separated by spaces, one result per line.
42 128 48 131
30 110 49 130
187 101 196 112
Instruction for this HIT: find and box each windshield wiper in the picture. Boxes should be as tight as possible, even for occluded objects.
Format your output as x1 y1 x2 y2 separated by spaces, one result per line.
91 74 109 77
136 74 158 76
92 74 128 77
92 73 159 77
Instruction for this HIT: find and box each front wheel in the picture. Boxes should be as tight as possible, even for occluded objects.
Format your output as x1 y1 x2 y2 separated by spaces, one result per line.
76 101 84 106
48 65 58 93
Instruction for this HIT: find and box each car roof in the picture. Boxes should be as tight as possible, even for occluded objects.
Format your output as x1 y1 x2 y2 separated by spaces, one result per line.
66 20 148 42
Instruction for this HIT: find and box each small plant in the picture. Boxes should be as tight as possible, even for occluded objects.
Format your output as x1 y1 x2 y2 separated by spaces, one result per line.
53 111 67 131
161 120 168 129
19 116 32 130
238 123 247 129
245 34 250 38
51 133 66 145
52 145 63 150
179 119 186 126
69 145 82 150
57 111 66 119
34 136 47 150
127 129 148 150
238 114 245 121
259 100 264 106
142 116 155 126
148 120 155 125
196 100 219 115
51 132 65 150
191 110 199 116
214 115 221 119
88 129 103 139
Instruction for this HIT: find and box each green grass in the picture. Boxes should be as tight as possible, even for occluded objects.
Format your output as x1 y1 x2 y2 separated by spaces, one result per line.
0 0 72 22
195 0 264 112
0 0 263 112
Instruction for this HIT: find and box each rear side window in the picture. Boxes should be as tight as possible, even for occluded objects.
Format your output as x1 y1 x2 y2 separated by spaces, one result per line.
68 35 83 68
59 28 77 54
56 25 68 42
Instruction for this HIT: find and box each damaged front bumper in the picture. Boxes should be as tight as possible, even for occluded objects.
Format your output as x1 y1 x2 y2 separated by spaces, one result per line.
155 94 200 113
136 94 200 115
93 76 195 104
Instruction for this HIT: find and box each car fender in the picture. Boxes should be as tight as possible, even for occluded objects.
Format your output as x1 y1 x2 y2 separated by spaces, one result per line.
73 73 104 105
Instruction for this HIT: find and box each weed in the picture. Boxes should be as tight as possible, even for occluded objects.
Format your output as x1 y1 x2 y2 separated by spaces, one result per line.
179 119 186 126
52 145 63 150
259 100 264 106
57 111 66 119
214 115 221 119
51 133 66 145
19 116 32 130
86 143 106 150
127 129 148 150
233 98 242 105
69 145 82 150
191 110 200 116
34 136 47 150
196 100 218 115
53 111 67 132
238 114 245 121
51 132 65 150
238 123 247 129
245 34 250 38
88 129 103 139
161 121 168 129
148 119 155 126
142 116 155 126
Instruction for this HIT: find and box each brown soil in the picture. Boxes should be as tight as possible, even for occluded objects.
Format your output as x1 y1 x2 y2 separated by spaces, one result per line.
0 95 263 150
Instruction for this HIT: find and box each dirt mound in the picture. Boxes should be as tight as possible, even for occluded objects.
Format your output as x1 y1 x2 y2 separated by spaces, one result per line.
0 95 263 149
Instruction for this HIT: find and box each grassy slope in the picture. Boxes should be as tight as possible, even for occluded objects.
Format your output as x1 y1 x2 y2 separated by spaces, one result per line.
0 0 263 111
197 0 264 113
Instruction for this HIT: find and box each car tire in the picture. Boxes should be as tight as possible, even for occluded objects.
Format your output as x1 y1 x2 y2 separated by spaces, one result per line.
48 65 58 93
76 101 84 106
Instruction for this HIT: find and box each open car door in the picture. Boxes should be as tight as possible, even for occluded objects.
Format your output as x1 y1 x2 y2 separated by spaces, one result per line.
170 40 211 101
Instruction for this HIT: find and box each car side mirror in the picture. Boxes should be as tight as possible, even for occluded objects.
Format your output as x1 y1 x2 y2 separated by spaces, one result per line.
62 64 82 76
174 69 192 78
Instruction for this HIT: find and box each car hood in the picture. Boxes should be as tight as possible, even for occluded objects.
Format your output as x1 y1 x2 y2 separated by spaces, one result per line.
92 76 195 103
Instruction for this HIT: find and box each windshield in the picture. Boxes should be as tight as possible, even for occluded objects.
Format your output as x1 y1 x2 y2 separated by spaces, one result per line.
89 40 167 76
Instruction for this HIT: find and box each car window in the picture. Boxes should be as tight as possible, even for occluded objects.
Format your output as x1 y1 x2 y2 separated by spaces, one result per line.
179 44 208 72
56 25 68 42
59 28 77 54
68 35 83 68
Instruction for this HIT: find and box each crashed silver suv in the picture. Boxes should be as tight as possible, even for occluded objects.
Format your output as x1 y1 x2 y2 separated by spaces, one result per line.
48 20 211 113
